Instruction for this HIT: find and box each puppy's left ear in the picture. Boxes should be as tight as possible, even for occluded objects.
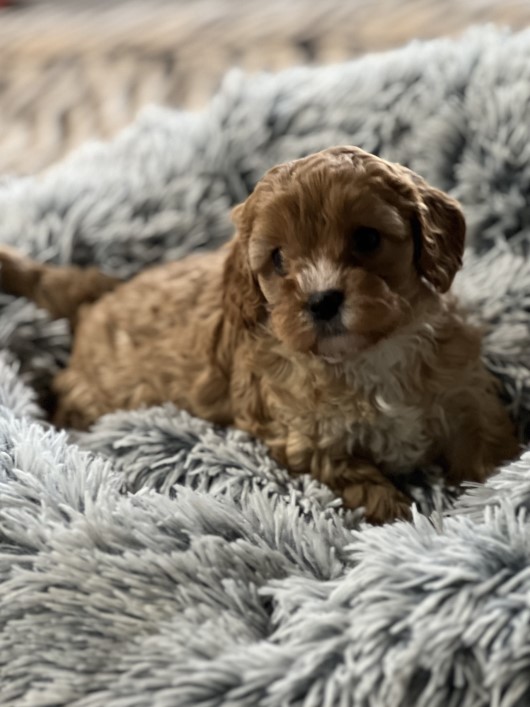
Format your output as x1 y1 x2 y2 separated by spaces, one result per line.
411 178 466 293
223 199 265 328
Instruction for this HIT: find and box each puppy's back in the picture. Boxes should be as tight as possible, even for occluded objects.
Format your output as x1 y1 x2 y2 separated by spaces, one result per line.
54 250 231 429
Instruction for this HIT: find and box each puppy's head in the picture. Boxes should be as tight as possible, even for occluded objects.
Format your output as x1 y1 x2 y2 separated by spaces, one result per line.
225 146 465 360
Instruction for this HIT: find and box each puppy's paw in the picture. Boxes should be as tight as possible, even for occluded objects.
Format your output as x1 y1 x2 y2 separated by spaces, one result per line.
342 481 412 524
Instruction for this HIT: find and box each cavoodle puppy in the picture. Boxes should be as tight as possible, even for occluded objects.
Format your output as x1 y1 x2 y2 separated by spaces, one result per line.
0 146 519 523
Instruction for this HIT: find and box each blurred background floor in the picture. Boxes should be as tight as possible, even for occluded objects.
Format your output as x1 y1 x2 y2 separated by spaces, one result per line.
1 0 529 176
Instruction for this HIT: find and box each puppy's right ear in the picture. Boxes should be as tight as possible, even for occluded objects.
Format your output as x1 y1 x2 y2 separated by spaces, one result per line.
223 199 264 328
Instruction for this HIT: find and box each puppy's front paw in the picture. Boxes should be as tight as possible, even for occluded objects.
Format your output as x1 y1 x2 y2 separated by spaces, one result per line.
342 481 412 524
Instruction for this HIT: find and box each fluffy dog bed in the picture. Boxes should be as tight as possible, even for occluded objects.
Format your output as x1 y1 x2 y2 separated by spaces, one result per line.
0 26 529 707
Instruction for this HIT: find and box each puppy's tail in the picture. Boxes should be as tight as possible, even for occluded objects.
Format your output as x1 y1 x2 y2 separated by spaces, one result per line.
0 245 122 326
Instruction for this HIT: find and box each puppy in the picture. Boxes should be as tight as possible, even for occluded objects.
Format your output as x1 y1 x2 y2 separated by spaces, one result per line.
0 146 519 523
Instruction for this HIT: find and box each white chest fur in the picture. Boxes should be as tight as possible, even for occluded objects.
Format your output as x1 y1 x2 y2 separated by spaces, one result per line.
265 322 442 475
341 327 438 472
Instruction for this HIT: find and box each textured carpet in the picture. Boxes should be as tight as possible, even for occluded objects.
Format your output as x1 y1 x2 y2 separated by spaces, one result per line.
0 26 530 707
3 0 530 175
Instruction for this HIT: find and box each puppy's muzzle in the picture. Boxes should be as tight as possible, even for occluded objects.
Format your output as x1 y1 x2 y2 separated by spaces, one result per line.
307 289 344 323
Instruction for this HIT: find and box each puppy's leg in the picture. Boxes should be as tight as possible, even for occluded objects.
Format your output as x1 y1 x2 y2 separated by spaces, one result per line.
324 457 412 524
0 245 121 326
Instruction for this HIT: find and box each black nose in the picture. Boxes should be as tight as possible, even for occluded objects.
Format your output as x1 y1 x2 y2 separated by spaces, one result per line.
307 289 344 322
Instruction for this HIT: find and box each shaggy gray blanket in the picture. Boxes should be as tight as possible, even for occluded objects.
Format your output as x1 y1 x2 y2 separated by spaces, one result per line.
0 25 529 707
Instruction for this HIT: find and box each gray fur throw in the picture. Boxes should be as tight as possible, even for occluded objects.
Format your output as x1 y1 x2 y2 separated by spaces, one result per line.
0 26 529 707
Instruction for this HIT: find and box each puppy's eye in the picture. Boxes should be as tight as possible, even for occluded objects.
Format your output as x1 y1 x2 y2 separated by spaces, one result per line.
352 226 381 254
271 247 286 276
